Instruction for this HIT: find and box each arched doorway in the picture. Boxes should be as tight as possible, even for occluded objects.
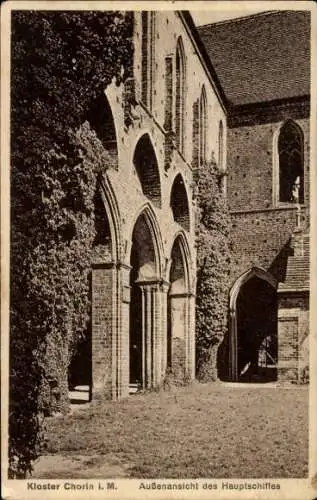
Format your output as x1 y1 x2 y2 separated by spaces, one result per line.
129 208 162 389
229 268 278 382
167 234 190 380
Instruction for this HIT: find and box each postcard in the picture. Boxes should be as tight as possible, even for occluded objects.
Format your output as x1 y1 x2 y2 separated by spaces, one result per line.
1 1 316 499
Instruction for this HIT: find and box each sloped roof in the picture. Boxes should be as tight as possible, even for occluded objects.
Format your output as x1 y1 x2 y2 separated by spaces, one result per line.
278 234 310 292
198 11 311 106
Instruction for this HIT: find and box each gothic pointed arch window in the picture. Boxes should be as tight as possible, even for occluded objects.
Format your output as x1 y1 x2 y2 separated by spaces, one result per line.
218 120 224 170
141 11 155 110
175 37 185 154
218 120 226 195
278 121 304 204
199 85 207 166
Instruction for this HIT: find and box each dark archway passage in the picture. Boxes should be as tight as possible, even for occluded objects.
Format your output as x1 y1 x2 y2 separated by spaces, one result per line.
222 268 278 383
68 322 92 391
237 277 277 382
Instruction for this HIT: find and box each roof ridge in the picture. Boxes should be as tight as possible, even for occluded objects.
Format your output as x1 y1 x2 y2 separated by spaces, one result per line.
196 10 292 29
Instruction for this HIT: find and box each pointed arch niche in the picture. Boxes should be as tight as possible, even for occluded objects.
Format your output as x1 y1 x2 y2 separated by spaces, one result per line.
175 37 186 154
133 134 162 208
87 93 118 170
170 174 190 231
167 233 192 380
199 85 207 166
273 120 304 206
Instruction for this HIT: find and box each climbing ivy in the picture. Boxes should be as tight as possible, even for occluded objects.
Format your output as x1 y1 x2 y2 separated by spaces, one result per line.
195 158 232 381
10 10 133 478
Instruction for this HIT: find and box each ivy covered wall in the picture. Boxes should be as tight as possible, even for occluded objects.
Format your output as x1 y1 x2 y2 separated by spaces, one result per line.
10 11 133 478
195 160 232 381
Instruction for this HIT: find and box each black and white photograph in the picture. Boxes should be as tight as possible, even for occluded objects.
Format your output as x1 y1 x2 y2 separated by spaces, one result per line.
1 1 316 499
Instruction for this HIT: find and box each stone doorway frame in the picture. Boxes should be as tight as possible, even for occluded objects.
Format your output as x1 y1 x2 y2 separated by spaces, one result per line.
228 266 277 381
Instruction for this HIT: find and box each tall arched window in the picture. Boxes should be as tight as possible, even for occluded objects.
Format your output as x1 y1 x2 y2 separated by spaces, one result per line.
199 86 207 166
141 11 155 110
218 120 226 195
218 120 224 170
175 37 185 154
278 121 304 203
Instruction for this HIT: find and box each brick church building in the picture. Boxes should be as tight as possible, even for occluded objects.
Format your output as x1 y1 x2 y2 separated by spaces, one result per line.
70 10 310 399
199 10 310 384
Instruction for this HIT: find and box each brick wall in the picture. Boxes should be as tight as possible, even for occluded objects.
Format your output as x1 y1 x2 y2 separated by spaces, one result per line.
226 102 310 384
227 104 309 284
91 266 114 398
227 114 309 212
277 292 309 382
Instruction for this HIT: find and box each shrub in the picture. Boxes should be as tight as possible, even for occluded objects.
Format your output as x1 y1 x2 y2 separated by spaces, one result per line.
9 10 133 478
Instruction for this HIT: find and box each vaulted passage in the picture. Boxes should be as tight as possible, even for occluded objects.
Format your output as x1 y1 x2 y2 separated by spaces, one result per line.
170 174 190 231
133 134 162 208
129 211 161 388
229 272 278 382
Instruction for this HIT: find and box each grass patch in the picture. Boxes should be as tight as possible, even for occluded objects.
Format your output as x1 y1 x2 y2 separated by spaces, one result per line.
40 382 308 478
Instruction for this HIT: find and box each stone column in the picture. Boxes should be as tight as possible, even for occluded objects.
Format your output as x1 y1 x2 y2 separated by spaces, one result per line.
160 281 170 380
187 292 196 381
152 283 160 387
137 279 162 389
229 308 238 382
119 263 132 398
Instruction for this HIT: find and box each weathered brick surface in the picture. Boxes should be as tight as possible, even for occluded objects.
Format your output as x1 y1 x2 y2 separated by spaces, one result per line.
89 12 227 399
227 101 310 384
228 115 309 212
91 266 113 398
88 12 310 394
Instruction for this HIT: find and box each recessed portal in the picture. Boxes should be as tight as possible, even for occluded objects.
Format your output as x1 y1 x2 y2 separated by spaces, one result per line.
236 276 277 382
